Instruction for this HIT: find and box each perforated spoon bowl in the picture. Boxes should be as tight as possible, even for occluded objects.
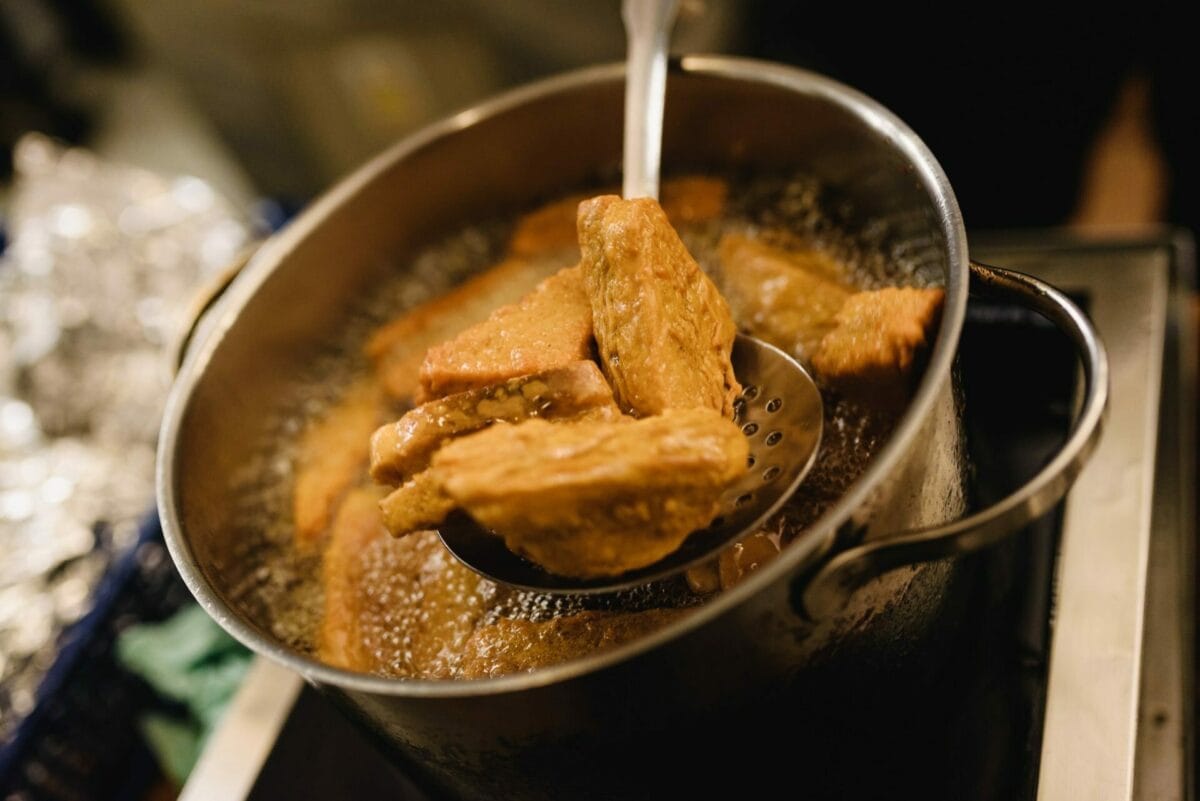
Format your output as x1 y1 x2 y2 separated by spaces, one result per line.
437 0 826 594
438 335 824 594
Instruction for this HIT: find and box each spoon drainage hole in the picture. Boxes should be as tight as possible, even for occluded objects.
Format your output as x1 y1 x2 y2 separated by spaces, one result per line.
747 454 756 468
766 398 783 412
742 385 760 401
764 431 782 446
735 493 753 507
762 466 781 482
742 422 759 436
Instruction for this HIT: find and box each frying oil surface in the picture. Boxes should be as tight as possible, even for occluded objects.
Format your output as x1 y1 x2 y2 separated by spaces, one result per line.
225 174 913 679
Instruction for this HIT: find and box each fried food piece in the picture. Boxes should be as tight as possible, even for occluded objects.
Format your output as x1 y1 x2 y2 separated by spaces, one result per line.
508 193 594 259
292 378 384 550
380 409 748 578
456 609 689 678
579 196 741 417
812 286 945 408
366 178 727 401
379 469 458 536
507 176 728 258
418 266 594 401
370 361 619 484
365 257 565 401
717 234 853 361
319 488 488 676
660 176 729 225
318 487 388 670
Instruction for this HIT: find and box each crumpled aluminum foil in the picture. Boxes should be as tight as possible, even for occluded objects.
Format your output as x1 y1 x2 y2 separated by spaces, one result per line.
0 133 250 741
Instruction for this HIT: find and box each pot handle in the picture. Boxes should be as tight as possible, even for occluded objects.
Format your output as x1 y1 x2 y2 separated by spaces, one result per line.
798 260 1109 620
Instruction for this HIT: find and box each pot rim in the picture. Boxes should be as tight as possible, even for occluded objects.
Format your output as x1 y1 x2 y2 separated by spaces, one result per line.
157 54 968 699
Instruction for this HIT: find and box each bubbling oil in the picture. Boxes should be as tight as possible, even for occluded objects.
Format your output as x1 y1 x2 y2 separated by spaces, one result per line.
224 173 923 678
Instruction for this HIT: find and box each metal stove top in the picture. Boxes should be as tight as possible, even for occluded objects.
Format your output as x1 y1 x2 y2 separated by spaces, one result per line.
181 232 1195 801
973 233 1195 801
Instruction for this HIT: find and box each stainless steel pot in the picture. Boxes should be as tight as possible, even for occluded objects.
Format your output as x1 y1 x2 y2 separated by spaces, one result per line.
157 57 1107 799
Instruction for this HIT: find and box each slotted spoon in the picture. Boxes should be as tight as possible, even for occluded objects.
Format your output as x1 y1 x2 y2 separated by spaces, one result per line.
438 0 825 593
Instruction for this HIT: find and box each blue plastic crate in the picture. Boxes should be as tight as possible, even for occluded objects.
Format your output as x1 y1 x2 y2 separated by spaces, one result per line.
1 512 193 801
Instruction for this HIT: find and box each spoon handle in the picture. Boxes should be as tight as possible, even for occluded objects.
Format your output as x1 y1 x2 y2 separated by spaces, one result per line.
622 0 680 200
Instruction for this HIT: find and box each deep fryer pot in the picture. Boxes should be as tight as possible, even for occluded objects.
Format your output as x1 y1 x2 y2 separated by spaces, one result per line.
157 57 1107 799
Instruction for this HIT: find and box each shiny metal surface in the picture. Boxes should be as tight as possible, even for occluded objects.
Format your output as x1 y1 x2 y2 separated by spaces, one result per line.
178 659 302 801
1133 238 1194 801
801 261 1109 619
1039 252 1164 801
172 245 259 371
620 0 679 200
438 334 824 593
0 135 251 737
968 241 1172 801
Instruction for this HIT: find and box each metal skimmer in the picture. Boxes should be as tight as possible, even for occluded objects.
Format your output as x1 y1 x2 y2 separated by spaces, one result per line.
437 334 824 594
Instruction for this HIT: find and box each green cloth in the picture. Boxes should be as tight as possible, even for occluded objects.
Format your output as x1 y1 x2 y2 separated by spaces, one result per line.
116 603 252 783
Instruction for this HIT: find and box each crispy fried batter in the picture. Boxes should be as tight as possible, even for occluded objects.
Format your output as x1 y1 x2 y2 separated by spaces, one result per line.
717 233 853 361
370 361 619 485
380 409 748 578
579 196 741 417
365 257 564 401
812 286 944 408
292 378 384 550
418 266 594 401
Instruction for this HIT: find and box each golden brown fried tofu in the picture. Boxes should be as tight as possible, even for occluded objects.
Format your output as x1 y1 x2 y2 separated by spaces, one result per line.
370 361 619 485
365 257 564 401
717 234 853 361
507 176 728 259
379 470 457 536
368 180 728 401
812 286 945 408
292 378 384 550
380 409 748 578
418 266 594 401
507 193 593 259
659 176 728 225
579 196 741 417
319 488 487 677
318 487 387 670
